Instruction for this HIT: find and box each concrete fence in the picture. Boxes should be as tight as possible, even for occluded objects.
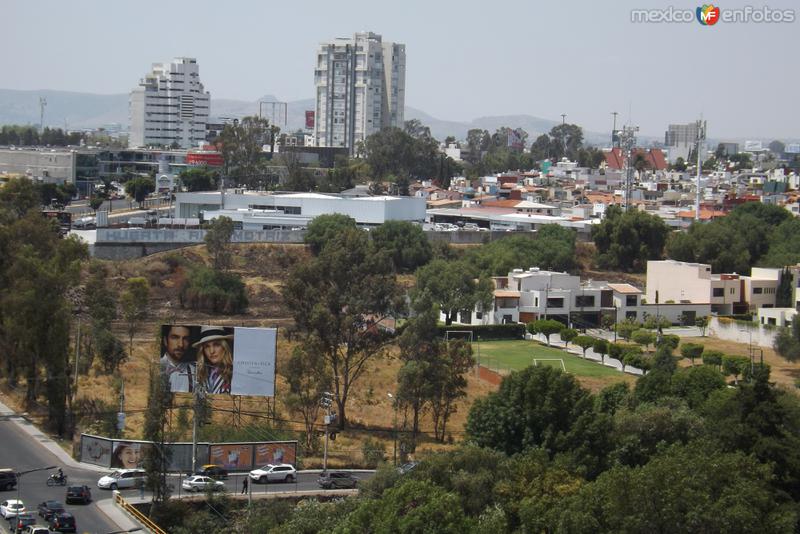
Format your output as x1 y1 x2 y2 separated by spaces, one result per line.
708 317 777 348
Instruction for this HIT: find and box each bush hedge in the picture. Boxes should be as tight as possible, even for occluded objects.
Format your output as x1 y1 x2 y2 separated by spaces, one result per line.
435 323 526 340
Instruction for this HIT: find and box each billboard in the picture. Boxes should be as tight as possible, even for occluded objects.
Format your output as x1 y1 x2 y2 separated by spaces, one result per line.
254 442 297 467
111 441 152 469
160 325 276 396
785 143 800 154
305 110 315 129
80 434 113 467
209 444 254 471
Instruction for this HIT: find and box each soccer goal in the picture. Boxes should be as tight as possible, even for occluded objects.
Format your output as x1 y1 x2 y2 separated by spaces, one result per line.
445 330 474 343
532 358 567 372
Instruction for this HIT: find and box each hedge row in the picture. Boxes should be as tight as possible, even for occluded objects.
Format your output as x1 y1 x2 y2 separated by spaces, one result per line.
436 323 526 340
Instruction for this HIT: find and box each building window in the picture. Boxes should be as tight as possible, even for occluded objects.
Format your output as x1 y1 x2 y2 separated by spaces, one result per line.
753 287 763 294
625 311 637 320
730 288 735 294
575 295 595 307
626 295 637 306
713 288 724 297
546 297 564 308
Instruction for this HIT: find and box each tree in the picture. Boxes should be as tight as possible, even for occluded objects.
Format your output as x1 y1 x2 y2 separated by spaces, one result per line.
179 167 218 192
527 319 565 346
776 267 793 308
142 365 172 509
671 365 726 408
217 115 273 188
124 177 155 208
695 315 709 336
592 338 609 365
702 349 724 370
414 259 491 326
89 196 104 211
615 319 639 341
396 309 439 445
774 321 800 362
672 157 687 172
463 227 577 276
363 127 451 182
283 227 403 429
120 277 149 360
429 340 475 442
560 328 578 349
592 205 670 272
631 329 656 352
284 345 330 452
722 355 750 384
371 220 432 273
574 335 595 358
204 216 235 272
547 124 584 160
0 177 41 217
680 342 704 366
304 213 358 255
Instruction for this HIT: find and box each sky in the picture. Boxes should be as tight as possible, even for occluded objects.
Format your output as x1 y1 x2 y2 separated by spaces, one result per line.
3 0 798 139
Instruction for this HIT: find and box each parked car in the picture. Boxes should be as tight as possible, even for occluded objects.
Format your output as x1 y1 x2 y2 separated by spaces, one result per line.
66 486 92 504
0 469 17 491
23 525 51 534
195 465 228 480
48 511 76 533
10 512 36 531
0 499 25 518
398 461 419 475
65 486 91 504
317 471 358 489
97 469 146 490
248 464 296 483
37 501 65 521
181 476 225 493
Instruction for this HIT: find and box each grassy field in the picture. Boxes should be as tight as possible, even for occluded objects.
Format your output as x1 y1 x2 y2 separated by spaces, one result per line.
475 339 633 391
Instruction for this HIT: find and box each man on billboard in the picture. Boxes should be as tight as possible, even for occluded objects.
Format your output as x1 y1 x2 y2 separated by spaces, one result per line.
160 325 196 392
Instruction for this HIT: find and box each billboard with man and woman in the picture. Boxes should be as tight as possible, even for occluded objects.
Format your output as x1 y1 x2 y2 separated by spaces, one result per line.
159 325 276 396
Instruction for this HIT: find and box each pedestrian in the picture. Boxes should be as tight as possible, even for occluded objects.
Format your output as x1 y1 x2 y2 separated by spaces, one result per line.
241 476 248 495
139 479 145 500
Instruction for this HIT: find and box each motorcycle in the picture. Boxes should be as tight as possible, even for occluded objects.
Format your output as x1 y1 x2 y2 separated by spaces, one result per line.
46 473 68 487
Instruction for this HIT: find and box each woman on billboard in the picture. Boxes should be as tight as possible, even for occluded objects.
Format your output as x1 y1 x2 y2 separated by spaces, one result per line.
193 326 234 394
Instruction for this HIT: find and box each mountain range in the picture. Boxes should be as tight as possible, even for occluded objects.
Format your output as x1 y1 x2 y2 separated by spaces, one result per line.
0 88 626 146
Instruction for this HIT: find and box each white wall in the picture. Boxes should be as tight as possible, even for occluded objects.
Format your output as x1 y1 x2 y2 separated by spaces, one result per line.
708 317 777 348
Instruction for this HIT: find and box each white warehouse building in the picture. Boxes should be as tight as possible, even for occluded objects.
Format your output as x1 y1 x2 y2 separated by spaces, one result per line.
173 191 426 229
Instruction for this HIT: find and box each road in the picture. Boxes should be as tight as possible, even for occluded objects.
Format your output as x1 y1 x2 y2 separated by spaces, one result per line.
66 197 172 218
0 414 118 534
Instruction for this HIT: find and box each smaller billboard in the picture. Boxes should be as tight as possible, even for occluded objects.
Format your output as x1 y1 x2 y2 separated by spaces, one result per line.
305 111 315 129
111 441 152 469
209 444 254 471
80 435 113 467
785 143 800 154
254 442 297 467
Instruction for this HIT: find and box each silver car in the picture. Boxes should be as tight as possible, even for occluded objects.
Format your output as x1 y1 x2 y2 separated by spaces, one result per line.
181 476 225 493
97 469 146 490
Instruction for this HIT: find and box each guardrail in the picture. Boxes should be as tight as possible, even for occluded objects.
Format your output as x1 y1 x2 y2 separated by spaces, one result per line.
113 492 167 534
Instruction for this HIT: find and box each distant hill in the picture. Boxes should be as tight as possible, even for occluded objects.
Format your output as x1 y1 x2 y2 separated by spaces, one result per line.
0 88 637 145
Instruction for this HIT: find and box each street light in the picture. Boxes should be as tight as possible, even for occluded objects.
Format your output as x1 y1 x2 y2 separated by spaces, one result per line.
15 465 57 534
387 393 398 466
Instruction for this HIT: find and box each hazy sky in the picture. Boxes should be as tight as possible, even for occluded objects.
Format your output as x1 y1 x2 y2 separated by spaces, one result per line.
4 0 797 139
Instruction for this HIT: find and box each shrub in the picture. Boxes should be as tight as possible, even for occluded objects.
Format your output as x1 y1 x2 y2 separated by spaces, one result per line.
180 265 248 314
362 437 387 468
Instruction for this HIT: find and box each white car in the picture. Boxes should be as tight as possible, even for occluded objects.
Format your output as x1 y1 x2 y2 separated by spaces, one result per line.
97 469 146 490
249 464 296 483
181 476 225 493
0 499 25 519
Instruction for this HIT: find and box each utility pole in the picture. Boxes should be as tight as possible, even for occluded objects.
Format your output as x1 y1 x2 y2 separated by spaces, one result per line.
619 125 639 212
321 392 335 473
192 382 207 475
611 111 618 147
695 119 706 221
39 97 47 134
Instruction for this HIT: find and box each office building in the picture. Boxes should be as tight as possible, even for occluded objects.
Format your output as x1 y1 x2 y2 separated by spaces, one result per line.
664 122 701 163
129 57 210 149
314 32 405 153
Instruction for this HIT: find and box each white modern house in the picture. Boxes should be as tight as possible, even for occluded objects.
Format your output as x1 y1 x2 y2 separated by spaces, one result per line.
173 190 426 229
129 57 210 149
314 32 405 153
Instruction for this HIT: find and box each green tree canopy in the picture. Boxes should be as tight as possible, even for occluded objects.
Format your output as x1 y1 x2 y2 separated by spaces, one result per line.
124 177 155 207
179 167 218 192
218 115 274 188
204 216 235 272
592 205 670 272
370 220 432 273
304 213 358 255
463 226 577 276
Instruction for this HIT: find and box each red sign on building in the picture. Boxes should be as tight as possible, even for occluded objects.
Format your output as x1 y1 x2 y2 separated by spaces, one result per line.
305 111 315 129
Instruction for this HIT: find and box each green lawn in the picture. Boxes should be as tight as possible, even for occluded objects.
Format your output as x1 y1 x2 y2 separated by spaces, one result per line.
474 339 623 379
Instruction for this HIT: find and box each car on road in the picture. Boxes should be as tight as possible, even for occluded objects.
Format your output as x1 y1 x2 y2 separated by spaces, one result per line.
36 501 65 521
0 469 17 490
10 512 36 531
97 469 146 490
22 525 51 534
48 511 76 533
0 499 25 519
181 476 226 493
195 464 228 480
65 485 91 504
248 464 296 483
317 471 358 489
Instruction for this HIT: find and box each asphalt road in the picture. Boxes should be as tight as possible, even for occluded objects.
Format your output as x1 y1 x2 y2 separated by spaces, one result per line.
66 197 170 217
0 415 117 534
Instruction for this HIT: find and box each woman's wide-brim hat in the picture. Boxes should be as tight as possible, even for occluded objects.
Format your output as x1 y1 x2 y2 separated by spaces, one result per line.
192 326 234 348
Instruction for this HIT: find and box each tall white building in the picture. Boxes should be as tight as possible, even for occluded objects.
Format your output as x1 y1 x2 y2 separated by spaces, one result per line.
129 57 210 149
314 32 405 153
664 122 701 164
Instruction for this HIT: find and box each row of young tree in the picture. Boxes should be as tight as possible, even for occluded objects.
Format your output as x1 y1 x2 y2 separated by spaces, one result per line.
0 125 84 147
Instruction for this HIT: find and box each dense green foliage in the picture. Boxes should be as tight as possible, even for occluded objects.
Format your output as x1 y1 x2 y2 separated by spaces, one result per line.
179 265 248 314
463 227 577 276
178 167 218 192
0 125 83 146
592 205 670 272
370 220 432 273
304 213 358 255
667 202 795 274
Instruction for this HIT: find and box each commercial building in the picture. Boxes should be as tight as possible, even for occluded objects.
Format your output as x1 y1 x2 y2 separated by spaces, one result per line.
173 190 426 228
664 122 702 163
0 147 76 185
314 32 405 153
129 57 210 149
